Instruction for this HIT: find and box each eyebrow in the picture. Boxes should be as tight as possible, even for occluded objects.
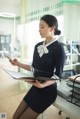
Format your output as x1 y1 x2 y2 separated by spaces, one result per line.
39 23 45 26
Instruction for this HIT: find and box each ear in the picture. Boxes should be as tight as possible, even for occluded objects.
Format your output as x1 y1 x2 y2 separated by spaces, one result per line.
50 27 54 32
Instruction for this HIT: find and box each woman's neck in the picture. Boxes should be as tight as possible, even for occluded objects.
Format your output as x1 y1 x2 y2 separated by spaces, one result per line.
45 36 55 44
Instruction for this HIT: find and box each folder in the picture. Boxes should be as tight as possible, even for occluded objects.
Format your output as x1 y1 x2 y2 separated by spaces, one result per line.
3 69 59 82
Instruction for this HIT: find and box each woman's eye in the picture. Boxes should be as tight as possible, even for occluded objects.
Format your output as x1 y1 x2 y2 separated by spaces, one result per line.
41 27 44 29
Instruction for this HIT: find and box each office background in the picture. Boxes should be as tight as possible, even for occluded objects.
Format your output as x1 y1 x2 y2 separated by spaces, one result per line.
0 1 80 119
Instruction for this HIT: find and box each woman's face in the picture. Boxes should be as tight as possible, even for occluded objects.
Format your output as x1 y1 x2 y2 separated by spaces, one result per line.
39 20 54 38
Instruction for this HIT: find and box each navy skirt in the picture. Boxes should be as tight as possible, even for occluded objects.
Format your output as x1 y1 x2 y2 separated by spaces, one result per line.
23 83 57 113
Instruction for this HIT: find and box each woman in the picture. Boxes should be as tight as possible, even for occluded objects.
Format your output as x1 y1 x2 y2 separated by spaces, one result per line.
10 14 65 119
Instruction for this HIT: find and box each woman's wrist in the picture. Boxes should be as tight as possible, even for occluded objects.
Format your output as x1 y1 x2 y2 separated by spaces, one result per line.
17 62 21 67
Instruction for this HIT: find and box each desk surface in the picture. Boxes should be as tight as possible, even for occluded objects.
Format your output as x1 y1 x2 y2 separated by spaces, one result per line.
54 94 80 119
0 67 27 99
69 74 80 83
0 66 28 119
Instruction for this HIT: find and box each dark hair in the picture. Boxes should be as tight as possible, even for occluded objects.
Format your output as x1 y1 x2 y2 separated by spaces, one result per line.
40 14 61 35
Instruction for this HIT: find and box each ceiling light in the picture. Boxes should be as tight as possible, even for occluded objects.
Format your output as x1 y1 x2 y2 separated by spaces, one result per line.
0 12 16 18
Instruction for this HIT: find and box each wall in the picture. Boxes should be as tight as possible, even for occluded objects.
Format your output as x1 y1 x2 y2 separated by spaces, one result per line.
26 0 63 22
63 3 80 42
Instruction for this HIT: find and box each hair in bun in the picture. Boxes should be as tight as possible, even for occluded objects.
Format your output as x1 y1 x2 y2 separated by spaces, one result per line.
54 29 61 35
41 14 61 35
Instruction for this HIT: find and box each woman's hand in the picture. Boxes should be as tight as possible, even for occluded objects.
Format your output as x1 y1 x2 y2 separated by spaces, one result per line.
25 80 44 88
9 58 19 66
25 79 56 88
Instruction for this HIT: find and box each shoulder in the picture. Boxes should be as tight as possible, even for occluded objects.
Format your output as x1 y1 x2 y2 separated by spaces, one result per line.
51 41 63 50
56 41 64 50
35 41 44 48
53 41 65 56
